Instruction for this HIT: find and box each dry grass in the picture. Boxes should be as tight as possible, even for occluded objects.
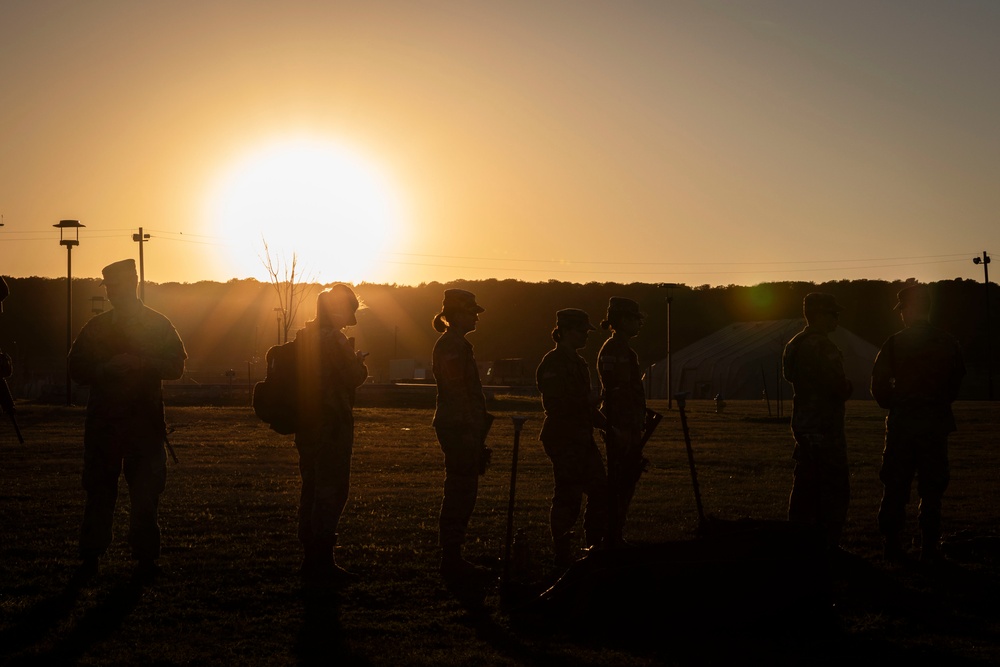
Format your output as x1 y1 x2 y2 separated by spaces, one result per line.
1 399 998 665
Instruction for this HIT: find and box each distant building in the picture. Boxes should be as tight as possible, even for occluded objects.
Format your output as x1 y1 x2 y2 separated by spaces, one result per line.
646 320 878 401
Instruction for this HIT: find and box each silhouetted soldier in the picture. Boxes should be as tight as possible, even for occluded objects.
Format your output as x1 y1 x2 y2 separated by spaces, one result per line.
68 259 187 580
432 289 494 582
871 284 964 564
597 297 646 546
294 285 369 586
782 293 852 551
537 308 608 568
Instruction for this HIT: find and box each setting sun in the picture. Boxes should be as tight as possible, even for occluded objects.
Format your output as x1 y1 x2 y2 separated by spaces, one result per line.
206 137 405 284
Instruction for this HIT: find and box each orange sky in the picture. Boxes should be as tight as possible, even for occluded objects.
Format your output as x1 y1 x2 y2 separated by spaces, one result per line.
2 2 998 287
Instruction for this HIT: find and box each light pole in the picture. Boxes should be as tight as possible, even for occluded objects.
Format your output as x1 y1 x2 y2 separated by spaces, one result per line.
659 283 682 409
55 219 84 405
274 307 284 345
132 227 151 301
973 251 993 400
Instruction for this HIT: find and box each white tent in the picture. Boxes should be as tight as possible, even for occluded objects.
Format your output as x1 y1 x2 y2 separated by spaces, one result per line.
646 320 879 401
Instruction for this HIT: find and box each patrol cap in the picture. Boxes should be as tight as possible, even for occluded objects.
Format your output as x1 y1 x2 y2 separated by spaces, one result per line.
0 276 8 313
317 284 361 326
99 259 138 286
802 292 843 316
894 284 931 311
442 289 484 314
606 297 644 319
556 308 596 331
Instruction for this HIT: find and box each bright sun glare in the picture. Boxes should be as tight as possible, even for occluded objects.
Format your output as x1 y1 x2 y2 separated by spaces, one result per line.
207 137 403 284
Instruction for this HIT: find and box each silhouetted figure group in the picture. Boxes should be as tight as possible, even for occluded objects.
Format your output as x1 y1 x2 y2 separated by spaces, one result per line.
54 261 967 595
783 286 965 564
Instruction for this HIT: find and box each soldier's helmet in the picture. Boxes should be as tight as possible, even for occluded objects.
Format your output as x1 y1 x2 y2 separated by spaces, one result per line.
317 284 361 326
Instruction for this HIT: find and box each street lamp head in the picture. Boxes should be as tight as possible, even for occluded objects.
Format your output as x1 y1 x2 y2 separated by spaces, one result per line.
54 219 84 247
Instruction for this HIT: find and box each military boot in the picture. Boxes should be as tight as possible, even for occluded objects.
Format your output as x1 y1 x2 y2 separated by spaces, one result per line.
920 531 941 564
440 544 493 583
883 534 907 563
553 532 574 569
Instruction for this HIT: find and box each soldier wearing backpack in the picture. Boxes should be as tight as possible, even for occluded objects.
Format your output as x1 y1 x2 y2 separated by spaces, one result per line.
294 284 369 586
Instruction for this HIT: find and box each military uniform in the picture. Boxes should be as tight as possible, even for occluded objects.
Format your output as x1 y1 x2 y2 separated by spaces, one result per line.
871 285 964 560
293 314 368 571
597 298 647 544
433 325 490 552
782 293 852 548
537 310 608 561
68 260 186 567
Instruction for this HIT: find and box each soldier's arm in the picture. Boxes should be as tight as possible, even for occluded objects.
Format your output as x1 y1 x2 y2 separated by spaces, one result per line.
68 324 105 385
870 340 894 409
141 324 187 381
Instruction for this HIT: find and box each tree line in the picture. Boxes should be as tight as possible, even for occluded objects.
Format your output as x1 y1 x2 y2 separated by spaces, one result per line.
1 276 996 398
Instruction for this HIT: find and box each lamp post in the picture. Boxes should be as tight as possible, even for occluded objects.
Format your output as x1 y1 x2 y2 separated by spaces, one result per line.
973 251 993 400
274 307 284 345
659 283 682 409
55 219 84 405
132 227 151 301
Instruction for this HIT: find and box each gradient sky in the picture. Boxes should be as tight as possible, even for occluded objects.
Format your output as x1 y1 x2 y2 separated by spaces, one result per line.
2 1 998 287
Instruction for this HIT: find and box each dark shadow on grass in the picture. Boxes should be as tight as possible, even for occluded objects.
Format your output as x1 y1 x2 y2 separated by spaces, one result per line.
297 588 371 667
0 579 83 660
13 576 145 665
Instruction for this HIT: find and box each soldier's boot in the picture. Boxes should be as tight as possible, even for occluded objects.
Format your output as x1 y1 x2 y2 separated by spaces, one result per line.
553 532 575 569
440 544 493 583
329 535 358 585
72 555 100 587
920 530 942 564
883 533 907 563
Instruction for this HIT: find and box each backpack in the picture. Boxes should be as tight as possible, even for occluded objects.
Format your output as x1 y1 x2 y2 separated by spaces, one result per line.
252 340 299 434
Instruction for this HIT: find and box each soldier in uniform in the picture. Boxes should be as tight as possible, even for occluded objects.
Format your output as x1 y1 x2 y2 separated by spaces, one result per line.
597 297 647 546
781 292 852 550
68 259 187 580
293 284 369 586
431 289 494 581
871 284 964 563
536 308 608 568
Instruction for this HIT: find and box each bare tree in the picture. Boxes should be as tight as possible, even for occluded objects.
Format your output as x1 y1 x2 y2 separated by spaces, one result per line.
260 238 314 345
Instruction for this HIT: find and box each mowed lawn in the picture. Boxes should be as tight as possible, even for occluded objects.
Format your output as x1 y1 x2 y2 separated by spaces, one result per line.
1 399 998 665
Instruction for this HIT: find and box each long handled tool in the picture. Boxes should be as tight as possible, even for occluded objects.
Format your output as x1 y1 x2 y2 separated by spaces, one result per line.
675 393 705 527
502 415 531 595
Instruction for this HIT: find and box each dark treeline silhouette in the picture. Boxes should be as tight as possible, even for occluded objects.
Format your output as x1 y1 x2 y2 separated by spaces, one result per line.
1 276 997 398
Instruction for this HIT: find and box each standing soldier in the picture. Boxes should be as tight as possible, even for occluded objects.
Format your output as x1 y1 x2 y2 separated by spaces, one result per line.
294 285 369 586
871 284 964 564
431 289 494 582
69 259 187 581
536 308 608 568
597 297 647 546
781 292 852 551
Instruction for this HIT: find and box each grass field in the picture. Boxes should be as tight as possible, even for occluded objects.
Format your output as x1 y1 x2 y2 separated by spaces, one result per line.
1 399 998 665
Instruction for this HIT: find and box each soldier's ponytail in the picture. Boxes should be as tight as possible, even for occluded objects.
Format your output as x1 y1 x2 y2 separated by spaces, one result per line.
432 312 448 333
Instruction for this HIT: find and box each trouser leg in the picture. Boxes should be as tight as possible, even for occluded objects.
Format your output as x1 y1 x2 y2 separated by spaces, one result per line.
123 443 167 562
80 443 122 560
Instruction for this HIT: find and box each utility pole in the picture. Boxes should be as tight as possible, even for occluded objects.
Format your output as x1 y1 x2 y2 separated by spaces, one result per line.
659 283 682 409
133 228 151 301
973 251 993 400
